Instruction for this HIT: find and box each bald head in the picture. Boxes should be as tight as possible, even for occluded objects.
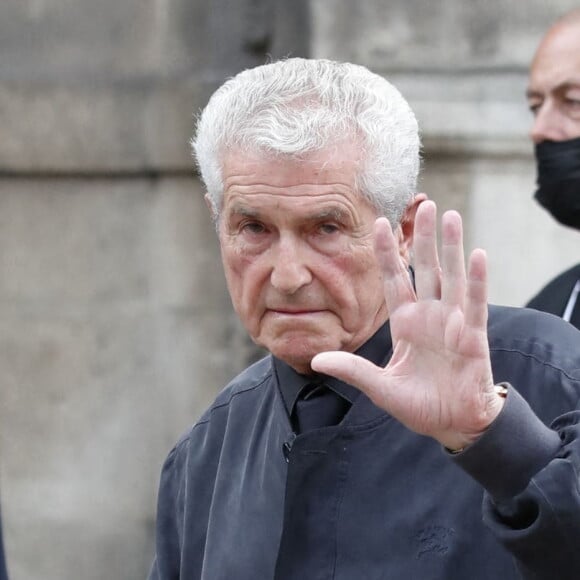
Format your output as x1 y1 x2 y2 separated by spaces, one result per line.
555 8 580 26
527 10 580 144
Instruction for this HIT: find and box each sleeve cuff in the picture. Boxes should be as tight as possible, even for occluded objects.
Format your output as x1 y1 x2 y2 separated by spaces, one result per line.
451 385 562 501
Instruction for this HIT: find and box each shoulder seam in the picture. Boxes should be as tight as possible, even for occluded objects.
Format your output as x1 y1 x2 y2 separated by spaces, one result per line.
491 345 580 383
192 371 274 431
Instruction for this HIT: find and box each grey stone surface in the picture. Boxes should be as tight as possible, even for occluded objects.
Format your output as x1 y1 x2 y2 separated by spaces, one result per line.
1 0 222 81
0 0 310 172
467 159 580 306
311 1 564 71
420 157 580 307
393 71 533 155
0 80 202 172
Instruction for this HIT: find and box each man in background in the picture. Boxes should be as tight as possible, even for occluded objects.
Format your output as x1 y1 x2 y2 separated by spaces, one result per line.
0 512 8 580
526 8 580 328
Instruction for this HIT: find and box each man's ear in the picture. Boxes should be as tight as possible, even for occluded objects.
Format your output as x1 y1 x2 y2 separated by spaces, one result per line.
397 193 428 263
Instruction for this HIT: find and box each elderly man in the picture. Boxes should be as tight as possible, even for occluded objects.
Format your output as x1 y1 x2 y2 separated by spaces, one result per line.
526 9 580 328
149 58 580 580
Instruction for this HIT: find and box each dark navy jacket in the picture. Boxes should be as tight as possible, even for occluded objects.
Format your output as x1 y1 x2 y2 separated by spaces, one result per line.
149 305 580 579
0 512 8 580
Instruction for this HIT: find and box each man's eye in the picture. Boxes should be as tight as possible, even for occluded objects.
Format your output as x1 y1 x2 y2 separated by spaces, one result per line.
564 97 580 108
562 97 580 118
528 102 541 116
242 221 266 234
318 223 340 235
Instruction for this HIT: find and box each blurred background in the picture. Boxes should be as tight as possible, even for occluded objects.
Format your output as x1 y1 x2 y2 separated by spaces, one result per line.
1 1 578 578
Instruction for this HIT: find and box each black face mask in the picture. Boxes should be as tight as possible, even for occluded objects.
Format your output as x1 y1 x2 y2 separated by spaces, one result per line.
534 136 580 230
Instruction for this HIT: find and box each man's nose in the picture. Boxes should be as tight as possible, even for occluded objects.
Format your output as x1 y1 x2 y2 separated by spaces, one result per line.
530 103 568 144
270 236 313 295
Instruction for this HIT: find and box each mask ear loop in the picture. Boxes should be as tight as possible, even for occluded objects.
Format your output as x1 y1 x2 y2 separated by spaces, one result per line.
562 280 580 323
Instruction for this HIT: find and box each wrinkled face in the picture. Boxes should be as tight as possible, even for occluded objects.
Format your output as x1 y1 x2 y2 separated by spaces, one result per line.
527 21 580 143
216 146 402 374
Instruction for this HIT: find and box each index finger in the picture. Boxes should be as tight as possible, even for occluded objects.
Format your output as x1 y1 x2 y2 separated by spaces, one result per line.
374 217 416 312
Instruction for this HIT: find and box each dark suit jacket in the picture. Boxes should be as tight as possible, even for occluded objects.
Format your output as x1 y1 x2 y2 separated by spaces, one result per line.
0 513 7 580
526 263 580 329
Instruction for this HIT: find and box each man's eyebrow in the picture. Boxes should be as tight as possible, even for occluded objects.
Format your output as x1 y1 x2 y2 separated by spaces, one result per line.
227 204 261 218
308 207 351 221
526 80 580 99
525 88 542 100
557 81 580 93
226 204 351 221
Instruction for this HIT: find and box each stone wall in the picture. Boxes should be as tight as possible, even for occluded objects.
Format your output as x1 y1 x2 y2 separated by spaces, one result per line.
1 1 578 579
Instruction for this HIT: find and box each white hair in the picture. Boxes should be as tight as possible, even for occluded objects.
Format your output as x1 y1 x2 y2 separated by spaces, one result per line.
192 58 421 226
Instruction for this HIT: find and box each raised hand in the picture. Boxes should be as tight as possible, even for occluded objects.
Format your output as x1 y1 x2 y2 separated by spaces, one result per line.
311 200 505 451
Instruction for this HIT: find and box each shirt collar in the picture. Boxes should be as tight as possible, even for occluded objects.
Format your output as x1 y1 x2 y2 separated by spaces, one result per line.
272 322 392 417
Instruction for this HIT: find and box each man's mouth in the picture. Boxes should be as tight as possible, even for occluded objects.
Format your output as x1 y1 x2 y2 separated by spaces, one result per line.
268 308 325 315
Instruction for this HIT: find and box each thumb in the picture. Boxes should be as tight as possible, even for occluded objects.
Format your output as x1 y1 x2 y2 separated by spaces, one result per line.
311 351 386 404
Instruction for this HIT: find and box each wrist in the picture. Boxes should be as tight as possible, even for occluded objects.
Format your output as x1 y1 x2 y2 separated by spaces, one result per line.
445 383 508 454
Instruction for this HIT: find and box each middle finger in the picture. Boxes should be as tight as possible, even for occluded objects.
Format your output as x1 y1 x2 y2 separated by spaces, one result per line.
412 201 441 300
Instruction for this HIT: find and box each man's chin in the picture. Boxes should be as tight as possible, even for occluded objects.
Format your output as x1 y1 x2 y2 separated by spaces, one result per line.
262 333 339 374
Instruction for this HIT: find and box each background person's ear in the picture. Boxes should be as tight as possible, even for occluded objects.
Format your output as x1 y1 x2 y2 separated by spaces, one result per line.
396 193 428 263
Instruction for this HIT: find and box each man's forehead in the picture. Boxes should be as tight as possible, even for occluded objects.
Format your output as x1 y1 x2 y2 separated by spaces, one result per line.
221 149 363 199
529 27 580 93
533 21 580 69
